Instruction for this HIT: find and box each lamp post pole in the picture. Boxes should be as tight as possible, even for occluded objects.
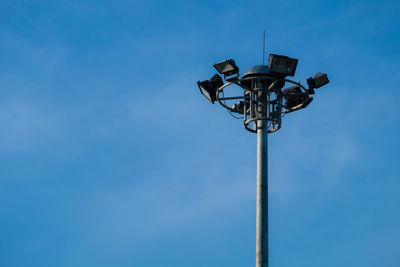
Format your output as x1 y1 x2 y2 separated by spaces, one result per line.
197 52 329 267
255 85 269 267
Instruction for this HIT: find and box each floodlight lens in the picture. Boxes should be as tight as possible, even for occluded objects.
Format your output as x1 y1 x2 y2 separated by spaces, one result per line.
197 74 223 104
268 54 298 77
213 59 239 76
198 81 213 103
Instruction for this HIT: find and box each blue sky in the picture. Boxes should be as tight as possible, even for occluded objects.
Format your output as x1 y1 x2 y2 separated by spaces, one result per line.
1 0 399 266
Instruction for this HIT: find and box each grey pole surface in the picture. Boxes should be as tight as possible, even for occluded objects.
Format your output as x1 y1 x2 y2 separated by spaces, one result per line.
255 86 269 267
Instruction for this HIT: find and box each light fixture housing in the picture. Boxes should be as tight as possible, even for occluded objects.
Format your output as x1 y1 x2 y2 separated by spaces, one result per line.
307 72 329 88
314 72 329 88
282 85 313 109
197 74 224 104
268 54 298 77
213 59 239 77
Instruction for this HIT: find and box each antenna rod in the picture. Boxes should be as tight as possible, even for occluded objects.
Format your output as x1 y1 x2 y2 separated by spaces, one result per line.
263 29 266 65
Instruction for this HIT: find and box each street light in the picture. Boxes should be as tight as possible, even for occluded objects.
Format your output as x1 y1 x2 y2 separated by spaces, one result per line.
213 59 239 77
268 54 298 76
307 72 330 94
197 74 223 104
196 50 329 267
283 85 313 110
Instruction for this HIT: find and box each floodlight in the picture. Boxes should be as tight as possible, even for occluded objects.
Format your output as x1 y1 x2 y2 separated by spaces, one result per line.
197 74 224 104
313 72 329 88
268 54 298 77
213 59 239 76
282 85 313 109
307 72 329 90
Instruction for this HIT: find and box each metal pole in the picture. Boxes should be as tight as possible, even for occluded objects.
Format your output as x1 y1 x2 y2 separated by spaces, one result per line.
256 87 268 267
